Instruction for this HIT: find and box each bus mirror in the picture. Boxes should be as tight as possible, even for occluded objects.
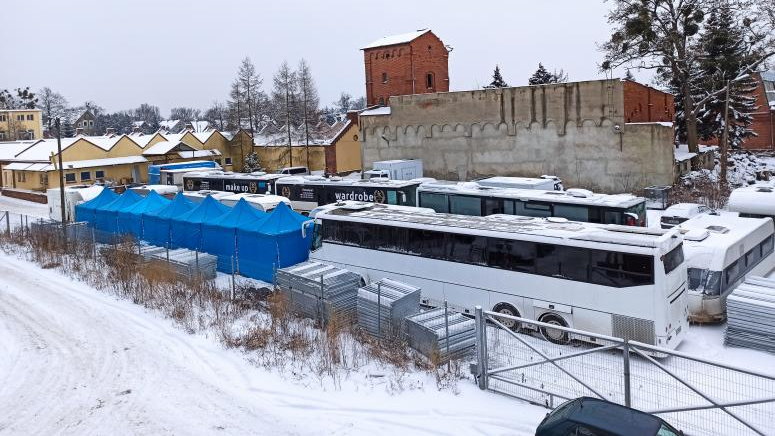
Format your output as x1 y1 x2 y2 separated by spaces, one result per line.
400 192 407 202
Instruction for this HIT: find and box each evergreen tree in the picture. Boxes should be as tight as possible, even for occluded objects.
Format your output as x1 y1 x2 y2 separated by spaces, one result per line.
236 57 265 133
271 61 299 165
0 87 38 109
528 63 566 85
242 151 262 172
694 4 758 148
484 65 508 88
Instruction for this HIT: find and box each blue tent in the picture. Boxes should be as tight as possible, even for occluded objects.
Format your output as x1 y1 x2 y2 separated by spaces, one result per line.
116 191 171 238
94 190 143 235
236 201 313 281
169 195 231 250
143 193 195 247
74 187 118 224
200 198 268 272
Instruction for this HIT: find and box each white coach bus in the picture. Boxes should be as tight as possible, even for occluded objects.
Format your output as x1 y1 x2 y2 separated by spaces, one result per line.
310 202 688 349
728 183 775 220
678 212 775 323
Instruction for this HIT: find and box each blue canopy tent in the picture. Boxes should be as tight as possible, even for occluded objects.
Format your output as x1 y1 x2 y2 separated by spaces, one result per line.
143 193 195 247
169 195 231 250
93 190 143 236
116 191 171 238
74 187 118 224
200 198 267 272
236 201 313 282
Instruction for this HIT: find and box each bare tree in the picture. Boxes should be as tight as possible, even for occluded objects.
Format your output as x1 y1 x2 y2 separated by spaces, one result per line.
169 107 201 123
237 57 263 133
297 59 320 169
37 87 69 133
204 101 228 131
272 61 298 166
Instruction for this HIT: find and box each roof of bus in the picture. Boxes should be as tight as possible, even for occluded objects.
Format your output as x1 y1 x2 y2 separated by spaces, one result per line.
678 212 774 270
418 181 644 208
276 175 423 188
727 183 775 215
317 202 679 251
183 171 290 181
219 192 291 205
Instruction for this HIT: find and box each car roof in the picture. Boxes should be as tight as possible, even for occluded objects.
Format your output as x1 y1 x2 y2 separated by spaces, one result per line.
556 397 663 434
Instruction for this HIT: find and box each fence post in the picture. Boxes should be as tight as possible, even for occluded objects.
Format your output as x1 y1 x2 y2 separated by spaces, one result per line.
5 211 9 235
377 281 382 338
444 300 450 369
623 339 632 408
319 274 325 326
475 305 488 390
230 255 235 301
92 227 96 259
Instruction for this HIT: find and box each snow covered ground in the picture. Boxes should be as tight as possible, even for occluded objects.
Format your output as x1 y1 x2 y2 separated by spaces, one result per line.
0 194 48 218
0 251 547 435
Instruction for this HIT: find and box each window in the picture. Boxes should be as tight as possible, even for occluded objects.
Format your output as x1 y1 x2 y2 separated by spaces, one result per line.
447 233 487 265
724 259 742 286
225 157 233 165
515 201 551 218
382 72 388 83
39 173 48 186
26 114 33 121
449 195 481 216
486 239 536 273
16 171 26 182
17 115 24 121
89 120 94 126
484 198 504 215
95 170 105 179
761 235 774 257
688 268 722 295
590 251 654 287
0 115 6 121
405 228 447 259
65 173 76 183
554 204 590 222
662 244 684 274
214 159 222 165
426 73 435 89
0 132 5 140
80 171 91 181
419 192 449 213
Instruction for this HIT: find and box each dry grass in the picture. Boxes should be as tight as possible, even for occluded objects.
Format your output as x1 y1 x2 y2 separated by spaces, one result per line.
0 221 465 392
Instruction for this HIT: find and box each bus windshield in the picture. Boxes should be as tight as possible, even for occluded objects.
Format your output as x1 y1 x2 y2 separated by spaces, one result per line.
688 268 722 296
662 244 684 274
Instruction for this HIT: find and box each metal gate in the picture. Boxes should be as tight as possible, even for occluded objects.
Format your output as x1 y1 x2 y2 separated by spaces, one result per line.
473 307 775 435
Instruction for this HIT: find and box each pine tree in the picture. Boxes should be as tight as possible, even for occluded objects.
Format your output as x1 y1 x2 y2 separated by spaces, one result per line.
236 57 264 133
484 65 508 88
694 4 758 149
242 151 262 172
528 63 566 85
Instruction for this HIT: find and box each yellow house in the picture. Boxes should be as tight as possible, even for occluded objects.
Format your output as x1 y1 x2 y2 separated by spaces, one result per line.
249 114 362 174
0 109 44 141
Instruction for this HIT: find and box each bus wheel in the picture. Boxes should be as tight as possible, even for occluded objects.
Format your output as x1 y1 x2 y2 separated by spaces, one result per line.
492 303 520 331
540 314 570 345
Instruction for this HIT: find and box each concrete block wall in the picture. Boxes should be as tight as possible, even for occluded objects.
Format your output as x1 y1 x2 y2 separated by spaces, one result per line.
360 79 675 193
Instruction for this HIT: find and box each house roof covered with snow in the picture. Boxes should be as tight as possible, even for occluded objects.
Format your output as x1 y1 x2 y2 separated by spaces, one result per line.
5 155 148 172
360 106 391 116
142 140 196 156
252 119 353 147
362 29 431 50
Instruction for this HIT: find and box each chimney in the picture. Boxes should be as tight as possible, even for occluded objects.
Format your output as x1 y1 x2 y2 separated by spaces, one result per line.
346 110 359 125
75 127 84 136
105 127 116 136
185 122 194 131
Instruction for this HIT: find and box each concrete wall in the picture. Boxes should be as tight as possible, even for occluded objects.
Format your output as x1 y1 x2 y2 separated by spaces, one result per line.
360 79 675 192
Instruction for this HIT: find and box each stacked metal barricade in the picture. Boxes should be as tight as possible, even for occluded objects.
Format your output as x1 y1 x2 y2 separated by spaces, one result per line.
357 278 421 338
405 307 476 362
126 243 218 280
726 276 775 352
275 261 362 322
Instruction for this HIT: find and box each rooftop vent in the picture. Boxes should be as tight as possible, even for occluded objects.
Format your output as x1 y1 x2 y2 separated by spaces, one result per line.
706 225 730 234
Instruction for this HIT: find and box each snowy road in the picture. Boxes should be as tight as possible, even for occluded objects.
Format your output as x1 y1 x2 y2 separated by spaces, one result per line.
0 253 545 435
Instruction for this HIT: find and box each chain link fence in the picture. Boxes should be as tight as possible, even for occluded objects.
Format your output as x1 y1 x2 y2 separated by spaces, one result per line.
473 308 775 435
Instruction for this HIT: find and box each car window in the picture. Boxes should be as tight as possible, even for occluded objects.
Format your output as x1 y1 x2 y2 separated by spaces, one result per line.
656 423 680 436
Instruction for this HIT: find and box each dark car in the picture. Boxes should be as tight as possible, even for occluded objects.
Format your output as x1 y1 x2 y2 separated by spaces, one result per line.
535 397 682 436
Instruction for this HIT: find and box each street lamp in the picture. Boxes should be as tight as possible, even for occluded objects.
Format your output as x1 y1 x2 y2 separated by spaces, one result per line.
54 117 66 224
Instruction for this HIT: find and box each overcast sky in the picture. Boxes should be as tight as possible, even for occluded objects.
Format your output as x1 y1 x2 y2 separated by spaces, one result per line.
1 0 634 116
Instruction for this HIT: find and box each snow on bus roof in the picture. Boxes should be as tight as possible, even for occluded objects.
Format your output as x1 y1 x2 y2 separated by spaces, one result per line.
319 202 679 251
678 212 774 270
276 175 423 188
418 181 643 208
728 182 775 216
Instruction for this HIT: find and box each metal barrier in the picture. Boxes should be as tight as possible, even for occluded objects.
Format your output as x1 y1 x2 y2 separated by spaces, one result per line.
473 307 775 435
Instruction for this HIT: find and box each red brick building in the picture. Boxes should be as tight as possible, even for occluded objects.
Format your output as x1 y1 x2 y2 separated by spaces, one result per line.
362 29 450 106
743 72 775 150
622 79 674 123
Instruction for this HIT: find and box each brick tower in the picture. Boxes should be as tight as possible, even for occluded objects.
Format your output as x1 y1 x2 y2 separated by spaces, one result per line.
362 29 450 106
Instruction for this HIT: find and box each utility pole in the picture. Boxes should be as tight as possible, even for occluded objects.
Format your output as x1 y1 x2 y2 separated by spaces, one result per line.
55 117 66 223
720 80 731 185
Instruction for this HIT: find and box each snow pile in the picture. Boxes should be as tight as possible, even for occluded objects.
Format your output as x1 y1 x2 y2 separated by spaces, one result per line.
680 150 775 188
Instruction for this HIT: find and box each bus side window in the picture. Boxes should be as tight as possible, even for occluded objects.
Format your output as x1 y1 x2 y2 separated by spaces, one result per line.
554 204 589 222
419 192 450 213
387 190 397 204
603 210 623 225
484 198 504 216
450 195 482 216
517 201 552 218
503 200 516 215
